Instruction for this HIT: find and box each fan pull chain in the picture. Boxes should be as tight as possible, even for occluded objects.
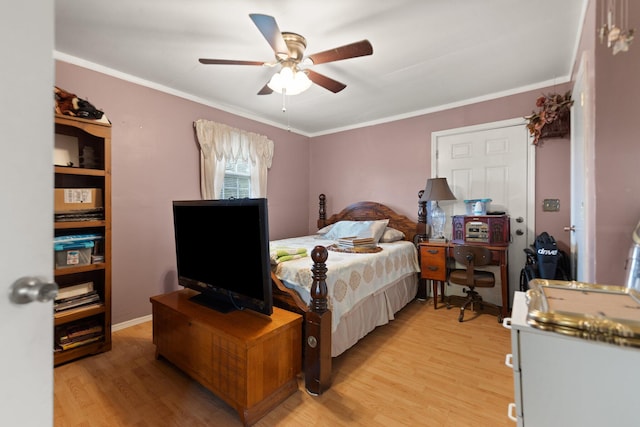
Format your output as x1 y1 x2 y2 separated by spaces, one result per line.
281 90 291 131
281 89 287 112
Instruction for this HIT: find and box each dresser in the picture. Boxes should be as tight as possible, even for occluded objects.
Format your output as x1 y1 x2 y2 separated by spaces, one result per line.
151 290 302 426
506 291 640 426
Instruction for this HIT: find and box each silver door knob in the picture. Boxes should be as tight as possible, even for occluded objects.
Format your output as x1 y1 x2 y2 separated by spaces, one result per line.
9 276 58 304
564 226 576 232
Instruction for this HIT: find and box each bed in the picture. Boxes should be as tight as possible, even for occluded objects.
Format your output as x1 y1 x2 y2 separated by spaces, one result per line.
270 194 421 394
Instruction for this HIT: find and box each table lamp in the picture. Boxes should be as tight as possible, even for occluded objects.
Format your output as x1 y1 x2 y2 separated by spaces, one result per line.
419 177 456 241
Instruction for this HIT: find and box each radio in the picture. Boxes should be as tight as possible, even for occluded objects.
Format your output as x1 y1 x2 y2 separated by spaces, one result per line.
452 215 510 246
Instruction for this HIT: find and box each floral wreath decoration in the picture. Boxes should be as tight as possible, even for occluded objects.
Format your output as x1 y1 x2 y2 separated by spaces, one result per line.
525 91 574 146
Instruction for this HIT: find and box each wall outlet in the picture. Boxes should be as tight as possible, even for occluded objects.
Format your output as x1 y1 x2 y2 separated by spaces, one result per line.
543 199 560 212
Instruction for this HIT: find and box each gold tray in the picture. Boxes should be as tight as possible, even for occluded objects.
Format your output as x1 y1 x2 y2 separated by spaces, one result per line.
526 279 640 348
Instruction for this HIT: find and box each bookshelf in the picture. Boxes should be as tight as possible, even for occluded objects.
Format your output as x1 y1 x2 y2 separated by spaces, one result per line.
53 114 111 366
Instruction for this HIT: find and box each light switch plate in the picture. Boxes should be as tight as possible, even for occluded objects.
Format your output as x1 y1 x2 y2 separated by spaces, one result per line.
543 199 560 212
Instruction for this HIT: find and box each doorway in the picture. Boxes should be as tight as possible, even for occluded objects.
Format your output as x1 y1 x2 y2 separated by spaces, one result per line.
432 118 535 308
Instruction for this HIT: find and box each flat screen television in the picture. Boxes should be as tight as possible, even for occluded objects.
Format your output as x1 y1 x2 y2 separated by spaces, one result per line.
172 198 273 316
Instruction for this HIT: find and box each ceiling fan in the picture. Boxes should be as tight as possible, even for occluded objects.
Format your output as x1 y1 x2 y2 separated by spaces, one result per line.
198 14 373 95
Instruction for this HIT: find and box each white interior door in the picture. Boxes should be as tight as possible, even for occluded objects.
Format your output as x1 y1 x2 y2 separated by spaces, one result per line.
570 55 593 282
433 118 534 308
0 2 54 426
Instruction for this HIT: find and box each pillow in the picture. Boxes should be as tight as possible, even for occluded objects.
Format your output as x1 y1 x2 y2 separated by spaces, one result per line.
323 219 389 244
379 227 405 243
317 224 334 235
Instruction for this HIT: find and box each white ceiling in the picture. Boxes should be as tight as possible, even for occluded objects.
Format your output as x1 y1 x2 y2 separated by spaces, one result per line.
55 0 587 136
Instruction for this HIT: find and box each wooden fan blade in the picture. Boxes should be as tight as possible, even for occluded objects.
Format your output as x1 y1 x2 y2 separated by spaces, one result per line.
199 58 265 66
306 70 347 93
249 14 289 58
257 84 273 95
307 40 373 65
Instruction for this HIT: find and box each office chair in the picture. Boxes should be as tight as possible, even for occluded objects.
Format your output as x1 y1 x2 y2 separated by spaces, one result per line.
447 245 502 322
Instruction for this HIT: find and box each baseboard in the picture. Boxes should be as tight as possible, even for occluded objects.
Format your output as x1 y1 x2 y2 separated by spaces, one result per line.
112 314 153 332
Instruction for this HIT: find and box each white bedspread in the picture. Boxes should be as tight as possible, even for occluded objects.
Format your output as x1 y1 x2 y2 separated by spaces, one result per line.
270 235 420 334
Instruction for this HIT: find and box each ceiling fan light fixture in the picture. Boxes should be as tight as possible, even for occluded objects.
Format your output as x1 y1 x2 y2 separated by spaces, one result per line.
267 66 312 95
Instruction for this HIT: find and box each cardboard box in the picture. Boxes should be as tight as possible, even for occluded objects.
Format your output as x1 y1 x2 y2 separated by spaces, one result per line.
55 188 103 212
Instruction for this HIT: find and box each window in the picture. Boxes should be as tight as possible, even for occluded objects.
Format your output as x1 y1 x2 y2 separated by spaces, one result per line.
194 119 273 199
221 158 251 199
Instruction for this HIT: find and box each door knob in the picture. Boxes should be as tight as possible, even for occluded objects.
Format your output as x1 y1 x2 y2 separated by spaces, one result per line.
9 276 58 304
564 226 576 232
515 229 524 236
515 217 524 223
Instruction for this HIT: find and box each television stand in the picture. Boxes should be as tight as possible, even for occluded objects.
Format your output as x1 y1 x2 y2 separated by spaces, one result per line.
150 289 302 426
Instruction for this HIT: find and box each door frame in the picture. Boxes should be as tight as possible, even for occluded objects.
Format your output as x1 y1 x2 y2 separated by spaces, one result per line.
432 117 536 303
570 53 595 282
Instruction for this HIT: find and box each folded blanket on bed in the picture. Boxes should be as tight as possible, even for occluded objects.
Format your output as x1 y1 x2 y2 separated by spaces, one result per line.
272 253 307 264
270 247 308 264
271 247 307 257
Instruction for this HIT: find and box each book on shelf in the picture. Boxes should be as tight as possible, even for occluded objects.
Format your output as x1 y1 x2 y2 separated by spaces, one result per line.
55 281 94 301
54 290 100 312
54 207 105 222
59 324 103 341
54 302 103 318
55 319 104 351
55 335 103 351
337 236 376 247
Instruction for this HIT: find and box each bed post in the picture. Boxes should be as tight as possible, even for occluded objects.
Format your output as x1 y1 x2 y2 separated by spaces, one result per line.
317 193 327 229
304 245 331 396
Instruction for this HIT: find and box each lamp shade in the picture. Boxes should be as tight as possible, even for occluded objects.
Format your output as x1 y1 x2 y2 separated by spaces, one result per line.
267 66 312 95
419 177 456 202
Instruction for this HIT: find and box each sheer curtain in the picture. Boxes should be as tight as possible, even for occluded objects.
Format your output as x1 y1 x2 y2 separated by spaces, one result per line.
194 119 274 199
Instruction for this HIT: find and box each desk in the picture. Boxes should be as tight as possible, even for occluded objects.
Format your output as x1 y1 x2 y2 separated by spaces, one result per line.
419 241 509 318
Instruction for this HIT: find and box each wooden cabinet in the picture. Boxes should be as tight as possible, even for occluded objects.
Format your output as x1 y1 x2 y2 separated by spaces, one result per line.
150 290 302 426
53 114 111 366
419 242 448 308
507 291 640 426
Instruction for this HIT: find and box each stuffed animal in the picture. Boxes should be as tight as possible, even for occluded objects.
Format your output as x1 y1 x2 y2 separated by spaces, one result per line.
54 86 104 120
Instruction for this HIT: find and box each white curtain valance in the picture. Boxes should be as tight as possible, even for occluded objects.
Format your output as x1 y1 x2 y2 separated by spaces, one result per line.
194 119 274 199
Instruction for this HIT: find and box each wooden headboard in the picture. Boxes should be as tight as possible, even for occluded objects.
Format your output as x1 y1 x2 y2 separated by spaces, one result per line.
316 194 418 243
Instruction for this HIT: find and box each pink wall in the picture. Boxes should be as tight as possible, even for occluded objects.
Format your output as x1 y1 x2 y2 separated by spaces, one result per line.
593 0 640 284
56 61 310 324
309 86 573 252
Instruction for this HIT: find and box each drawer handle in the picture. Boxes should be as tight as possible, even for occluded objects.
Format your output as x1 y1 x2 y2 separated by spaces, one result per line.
504 353 513 369
427 249 439 254
502 317 512 330
427 266 439 271
507 402 517 422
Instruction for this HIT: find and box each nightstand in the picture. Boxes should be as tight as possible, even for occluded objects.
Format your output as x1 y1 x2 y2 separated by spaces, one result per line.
419 242 449 308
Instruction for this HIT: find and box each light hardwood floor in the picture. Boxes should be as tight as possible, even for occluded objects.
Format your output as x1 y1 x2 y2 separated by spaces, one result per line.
54 297 515 427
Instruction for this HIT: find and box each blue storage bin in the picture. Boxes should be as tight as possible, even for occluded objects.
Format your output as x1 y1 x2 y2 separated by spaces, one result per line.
54 240 95 268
